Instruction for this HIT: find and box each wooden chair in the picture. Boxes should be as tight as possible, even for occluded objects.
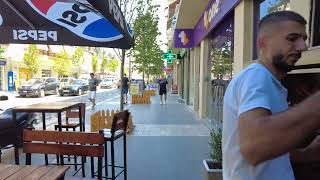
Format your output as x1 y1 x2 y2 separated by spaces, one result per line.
102 110 130 180
54 103 86 132
54 103 86 168
23 129 104 179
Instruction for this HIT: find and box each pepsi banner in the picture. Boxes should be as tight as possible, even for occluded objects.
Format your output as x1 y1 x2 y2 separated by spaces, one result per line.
0 0 134 49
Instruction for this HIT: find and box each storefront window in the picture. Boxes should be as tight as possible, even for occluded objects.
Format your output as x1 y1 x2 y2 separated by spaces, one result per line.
207 15 234 122
311 0 320 47
253 0 290 59
42 69 51 77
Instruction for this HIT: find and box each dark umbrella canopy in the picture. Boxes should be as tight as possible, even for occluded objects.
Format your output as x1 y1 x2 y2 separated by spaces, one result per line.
0 0 134 49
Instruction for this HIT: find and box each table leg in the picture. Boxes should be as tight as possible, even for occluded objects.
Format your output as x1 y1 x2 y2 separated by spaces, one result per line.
13 111 20 165
42 112 49 165
83 109 85 132
79 105 83 132
58 112 64 165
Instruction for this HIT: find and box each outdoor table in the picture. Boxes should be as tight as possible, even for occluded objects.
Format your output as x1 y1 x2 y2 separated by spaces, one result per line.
12 102 84 165
0 164 70 180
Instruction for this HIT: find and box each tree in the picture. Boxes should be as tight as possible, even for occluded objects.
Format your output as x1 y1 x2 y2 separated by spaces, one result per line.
23 45 40 77
54 49 71 77
71 47 85 78
100 56 108 75
107 58 119 73
91 55 98 73
131 0 164 83
0 46 5 58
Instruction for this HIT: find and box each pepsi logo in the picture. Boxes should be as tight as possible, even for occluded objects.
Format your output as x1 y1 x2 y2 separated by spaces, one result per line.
26 0 123 42
0 14 3 26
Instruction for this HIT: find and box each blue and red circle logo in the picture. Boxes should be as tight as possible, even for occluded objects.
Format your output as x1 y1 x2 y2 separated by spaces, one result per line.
27 0 123 42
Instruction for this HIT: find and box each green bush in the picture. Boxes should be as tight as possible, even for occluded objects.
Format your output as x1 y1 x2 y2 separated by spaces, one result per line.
209 126 222 162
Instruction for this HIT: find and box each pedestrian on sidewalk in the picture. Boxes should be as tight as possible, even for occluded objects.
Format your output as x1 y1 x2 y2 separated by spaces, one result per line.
88 73 99 109
158 76 168 105
223 11 320 180
122 73 129 104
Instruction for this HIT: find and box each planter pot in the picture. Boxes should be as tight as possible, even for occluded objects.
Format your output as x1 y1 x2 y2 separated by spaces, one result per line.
203 159 222 180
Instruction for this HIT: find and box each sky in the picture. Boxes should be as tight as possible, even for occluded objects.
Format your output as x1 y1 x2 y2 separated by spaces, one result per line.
153 0 169 52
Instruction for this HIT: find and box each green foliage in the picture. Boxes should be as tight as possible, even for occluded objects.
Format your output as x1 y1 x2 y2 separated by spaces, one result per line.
210 36 233 79
54 50 71 76
0 46 5 58
72 47 84 66
100 57 108 73
71 47 85 77
209 126 222 162
107 58 119 73
131 0 164 78
91 56 98 73
23 45 40 77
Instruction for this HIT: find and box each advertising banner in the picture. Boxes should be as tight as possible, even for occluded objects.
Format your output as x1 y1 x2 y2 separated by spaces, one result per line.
130 84 139 95
0 0 134 48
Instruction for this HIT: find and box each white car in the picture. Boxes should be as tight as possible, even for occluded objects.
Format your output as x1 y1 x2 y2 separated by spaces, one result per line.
100 78 116 89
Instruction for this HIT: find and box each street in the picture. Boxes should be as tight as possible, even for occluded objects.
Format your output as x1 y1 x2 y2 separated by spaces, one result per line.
0 87 120 110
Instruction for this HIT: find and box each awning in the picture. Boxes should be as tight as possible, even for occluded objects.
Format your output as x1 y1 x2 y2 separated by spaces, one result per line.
0 0 134 49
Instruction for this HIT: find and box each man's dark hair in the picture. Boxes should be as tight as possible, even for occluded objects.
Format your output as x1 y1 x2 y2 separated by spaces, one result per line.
259 11 306 32
90 73 94 76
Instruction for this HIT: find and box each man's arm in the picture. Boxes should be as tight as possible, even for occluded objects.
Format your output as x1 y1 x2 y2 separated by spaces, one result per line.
239 91 320 166
290 135 320 163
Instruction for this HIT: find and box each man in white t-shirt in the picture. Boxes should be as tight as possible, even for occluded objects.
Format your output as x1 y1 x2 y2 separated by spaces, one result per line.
223 11 320 180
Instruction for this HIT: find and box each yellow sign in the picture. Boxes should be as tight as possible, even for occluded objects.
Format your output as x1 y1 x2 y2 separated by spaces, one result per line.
130 84 140 95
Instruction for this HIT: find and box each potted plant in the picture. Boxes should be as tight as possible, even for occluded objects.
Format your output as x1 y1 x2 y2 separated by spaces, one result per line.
203 126 222 180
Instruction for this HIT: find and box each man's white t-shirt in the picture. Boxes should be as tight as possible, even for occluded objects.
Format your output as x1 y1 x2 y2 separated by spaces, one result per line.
222 63 295 180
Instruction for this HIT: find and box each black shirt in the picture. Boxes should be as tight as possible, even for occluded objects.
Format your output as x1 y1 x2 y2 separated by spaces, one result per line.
122 77 129 89
159 79 168 91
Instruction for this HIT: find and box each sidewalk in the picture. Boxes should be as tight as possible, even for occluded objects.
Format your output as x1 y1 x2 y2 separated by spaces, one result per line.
1 92 211 180
108 94 210 180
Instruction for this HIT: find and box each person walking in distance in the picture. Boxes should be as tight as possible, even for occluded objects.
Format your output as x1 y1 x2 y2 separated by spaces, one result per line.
158 76 168 105
223 11 320 180
88 73 99 109
122 73 129 104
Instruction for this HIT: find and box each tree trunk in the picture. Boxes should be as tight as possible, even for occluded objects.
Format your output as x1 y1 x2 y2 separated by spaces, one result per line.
142 70 145 90
120 49 125 111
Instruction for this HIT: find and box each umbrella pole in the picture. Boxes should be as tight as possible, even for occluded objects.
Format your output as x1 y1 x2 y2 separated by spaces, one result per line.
120 49 125 111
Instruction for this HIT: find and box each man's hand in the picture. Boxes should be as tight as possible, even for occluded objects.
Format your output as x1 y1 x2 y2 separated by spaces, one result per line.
304 135 320 162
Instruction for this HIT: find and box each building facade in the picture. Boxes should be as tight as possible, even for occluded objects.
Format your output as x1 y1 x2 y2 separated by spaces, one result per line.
170 0 320 125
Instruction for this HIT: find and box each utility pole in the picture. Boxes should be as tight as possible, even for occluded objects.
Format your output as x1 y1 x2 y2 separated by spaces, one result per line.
120 49 125 111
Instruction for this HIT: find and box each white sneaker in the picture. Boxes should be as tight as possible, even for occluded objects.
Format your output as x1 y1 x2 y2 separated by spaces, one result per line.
160 102 163 105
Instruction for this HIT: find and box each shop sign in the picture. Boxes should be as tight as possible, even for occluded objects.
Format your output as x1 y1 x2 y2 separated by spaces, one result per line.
8 71 13 92
0 60 6 66
174 0 240 48
174 29 193 48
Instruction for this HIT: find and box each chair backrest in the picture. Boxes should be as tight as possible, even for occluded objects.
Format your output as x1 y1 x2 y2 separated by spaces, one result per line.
66 103 86 119
23 129 104 157
111 110 130 136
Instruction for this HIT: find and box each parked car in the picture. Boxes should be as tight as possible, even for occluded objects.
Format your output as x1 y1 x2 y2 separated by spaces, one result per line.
100 78 116 89
59 77 76 88
18 77 59 97
59 79 89 96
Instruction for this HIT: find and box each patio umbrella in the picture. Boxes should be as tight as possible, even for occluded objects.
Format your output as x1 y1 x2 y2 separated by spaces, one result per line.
0 0 134 49
0 0 134 110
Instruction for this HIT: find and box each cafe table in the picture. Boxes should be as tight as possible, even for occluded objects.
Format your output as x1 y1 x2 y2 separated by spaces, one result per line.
12 102 84 165
0 163 70 180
